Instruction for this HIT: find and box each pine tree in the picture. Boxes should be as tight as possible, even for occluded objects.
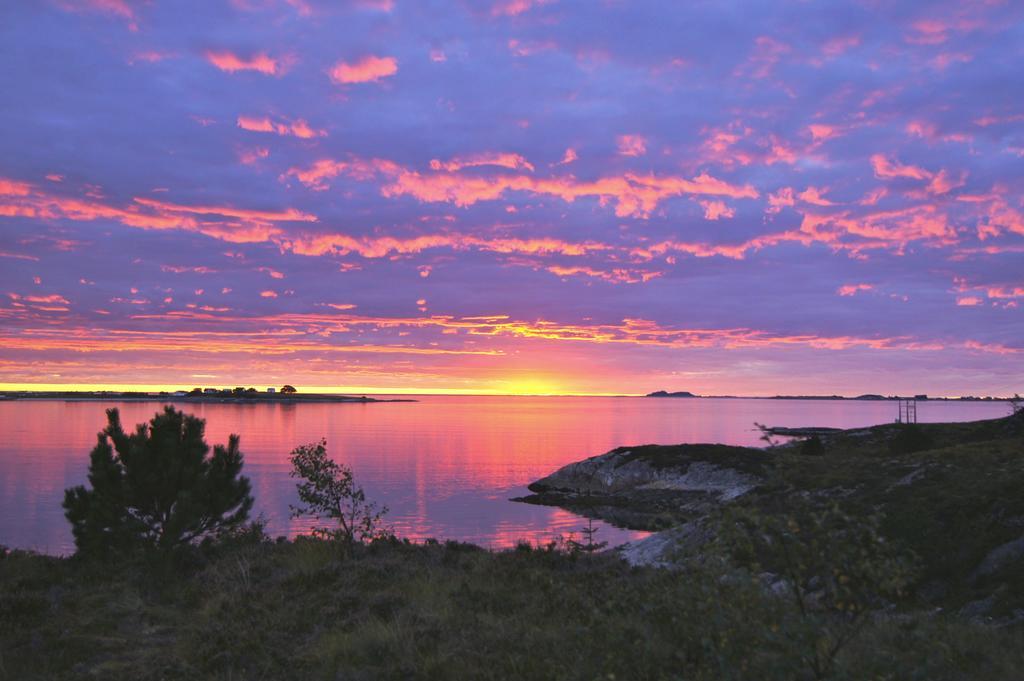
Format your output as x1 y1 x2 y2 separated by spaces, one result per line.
62 407 254 553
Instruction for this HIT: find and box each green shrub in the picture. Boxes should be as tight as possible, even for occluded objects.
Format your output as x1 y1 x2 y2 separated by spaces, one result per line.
888 424 934 454
800 435 825 456
718 504 916 680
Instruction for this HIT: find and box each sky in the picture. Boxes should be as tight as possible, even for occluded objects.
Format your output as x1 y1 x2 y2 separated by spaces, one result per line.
0 0 1022 397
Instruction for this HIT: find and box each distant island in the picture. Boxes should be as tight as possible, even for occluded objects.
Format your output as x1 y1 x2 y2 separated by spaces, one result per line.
645 390 1015 401
0 386 414 404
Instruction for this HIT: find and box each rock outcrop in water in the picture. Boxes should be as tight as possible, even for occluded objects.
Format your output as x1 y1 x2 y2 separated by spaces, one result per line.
515 444 768 530
517 412 1024 622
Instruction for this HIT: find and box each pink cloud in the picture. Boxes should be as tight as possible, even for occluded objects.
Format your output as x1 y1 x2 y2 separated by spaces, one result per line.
808 124 839 142
735 36 791 79
0 179 32 196
974 113 1024 128
132 197 316 224
329 55 398 84
907 19 951 45
283 156 758 218
491 0 549 16
508 39 557 57
58 0 137 27
128 50 173 65
205 50 283 75
617 135 647 157
238 147 270 165
546 265 663 284
797 186 836 206
766 187 795 214
956 296 982 306
930 52 972 70
237 115 326 139
430 153 534 173
986 286 1024 299
701 128 748 166
837 283 873 297
555 148 578 166
870 154 933 181
820 34 860 59
925 169 966 195
356 0 393 10
699 200 735 220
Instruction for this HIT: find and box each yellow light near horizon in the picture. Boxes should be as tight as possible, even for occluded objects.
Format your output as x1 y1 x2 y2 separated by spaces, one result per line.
498 377 565 396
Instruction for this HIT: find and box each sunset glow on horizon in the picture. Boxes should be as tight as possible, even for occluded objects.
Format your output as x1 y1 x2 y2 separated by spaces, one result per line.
1 1 1022 397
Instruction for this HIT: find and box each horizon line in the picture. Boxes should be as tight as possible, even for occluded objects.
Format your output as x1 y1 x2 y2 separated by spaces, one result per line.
0 383 1015 401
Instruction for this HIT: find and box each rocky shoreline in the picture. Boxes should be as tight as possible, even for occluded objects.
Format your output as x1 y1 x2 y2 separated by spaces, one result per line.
516 412 1024 623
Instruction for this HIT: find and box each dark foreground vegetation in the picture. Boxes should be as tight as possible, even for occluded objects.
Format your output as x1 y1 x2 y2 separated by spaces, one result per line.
3 534 1024 680
1 406 1022 679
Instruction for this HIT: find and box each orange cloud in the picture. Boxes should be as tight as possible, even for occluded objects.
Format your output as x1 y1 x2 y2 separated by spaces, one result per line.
329 55 398 84
237 115 326 139
205 50 283 75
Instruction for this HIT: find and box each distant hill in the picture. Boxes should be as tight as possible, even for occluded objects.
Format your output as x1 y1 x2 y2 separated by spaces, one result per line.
646 390 697 398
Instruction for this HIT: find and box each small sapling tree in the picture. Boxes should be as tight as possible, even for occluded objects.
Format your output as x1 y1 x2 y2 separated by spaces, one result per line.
62 407 254 554
289 439 390 549
566 517 608 554
754 422 780 448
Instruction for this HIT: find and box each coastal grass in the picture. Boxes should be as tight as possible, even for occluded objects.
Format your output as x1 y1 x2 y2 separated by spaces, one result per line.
763 420 1024 615
2 536 1024 680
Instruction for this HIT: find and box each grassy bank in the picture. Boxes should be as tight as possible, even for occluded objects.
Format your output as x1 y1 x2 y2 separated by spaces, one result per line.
2 535 1023 680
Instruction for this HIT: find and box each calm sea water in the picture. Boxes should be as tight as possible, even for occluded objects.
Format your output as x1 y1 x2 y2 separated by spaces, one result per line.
0 396 1009 555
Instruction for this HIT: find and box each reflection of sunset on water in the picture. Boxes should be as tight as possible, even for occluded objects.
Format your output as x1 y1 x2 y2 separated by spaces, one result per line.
0 396 1009 554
